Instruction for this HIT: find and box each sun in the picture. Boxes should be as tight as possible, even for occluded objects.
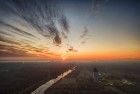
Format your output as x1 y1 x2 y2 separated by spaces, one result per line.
62 56 66 60
61 53 67 61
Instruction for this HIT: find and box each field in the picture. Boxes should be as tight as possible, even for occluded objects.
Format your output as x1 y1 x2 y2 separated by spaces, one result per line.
0 62 73 94
45 61 140 94
0 61 140 94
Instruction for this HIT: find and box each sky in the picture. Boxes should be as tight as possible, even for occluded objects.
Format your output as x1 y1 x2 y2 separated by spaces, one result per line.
0 0 140 61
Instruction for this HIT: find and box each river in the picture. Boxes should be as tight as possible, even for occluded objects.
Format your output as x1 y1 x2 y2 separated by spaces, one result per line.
31 67 76 94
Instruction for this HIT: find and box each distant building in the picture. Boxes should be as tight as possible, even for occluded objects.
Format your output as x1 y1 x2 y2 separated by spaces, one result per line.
92 68 100 82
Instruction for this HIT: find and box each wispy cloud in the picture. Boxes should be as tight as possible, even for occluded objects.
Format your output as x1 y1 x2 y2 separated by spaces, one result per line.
0 0 70 58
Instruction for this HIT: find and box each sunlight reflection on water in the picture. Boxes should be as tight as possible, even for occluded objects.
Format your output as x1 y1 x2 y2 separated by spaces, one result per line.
31 67 76 94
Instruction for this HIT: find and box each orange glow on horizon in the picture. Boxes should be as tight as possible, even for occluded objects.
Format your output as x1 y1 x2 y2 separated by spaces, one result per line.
1 51 139 61
59 51 140 61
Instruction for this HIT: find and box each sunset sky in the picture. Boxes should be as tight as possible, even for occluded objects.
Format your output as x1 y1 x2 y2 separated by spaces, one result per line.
0 0 140 61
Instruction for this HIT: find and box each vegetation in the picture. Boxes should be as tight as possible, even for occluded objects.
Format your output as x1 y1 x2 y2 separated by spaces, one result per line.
0 62 73 94
45 61 140 94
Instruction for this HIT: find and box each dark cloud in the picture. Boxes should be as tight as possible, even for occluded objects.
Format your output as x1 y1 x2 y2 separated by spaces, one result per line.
0 0 72 58
81 41 86 44
0 21 37 39
80 27 88 38
59 15 69 32
0 51 27 57
66 45 78 53
0 35 20 45
91 0 108 15
0 44 30 57
80 27 91 44
61 31 68 39
53 34 62 45
0 30 13 37
0 0 70 46
0 42 51 57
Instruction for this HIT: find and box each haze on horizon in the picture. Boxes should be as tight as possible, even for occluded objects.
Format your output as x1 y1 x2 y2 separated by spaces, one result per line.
0 0 140 61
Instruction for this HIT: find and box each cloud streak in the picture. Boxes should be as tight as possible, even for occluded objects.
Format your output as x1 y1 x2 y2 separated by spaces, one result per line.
0 0 70 58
